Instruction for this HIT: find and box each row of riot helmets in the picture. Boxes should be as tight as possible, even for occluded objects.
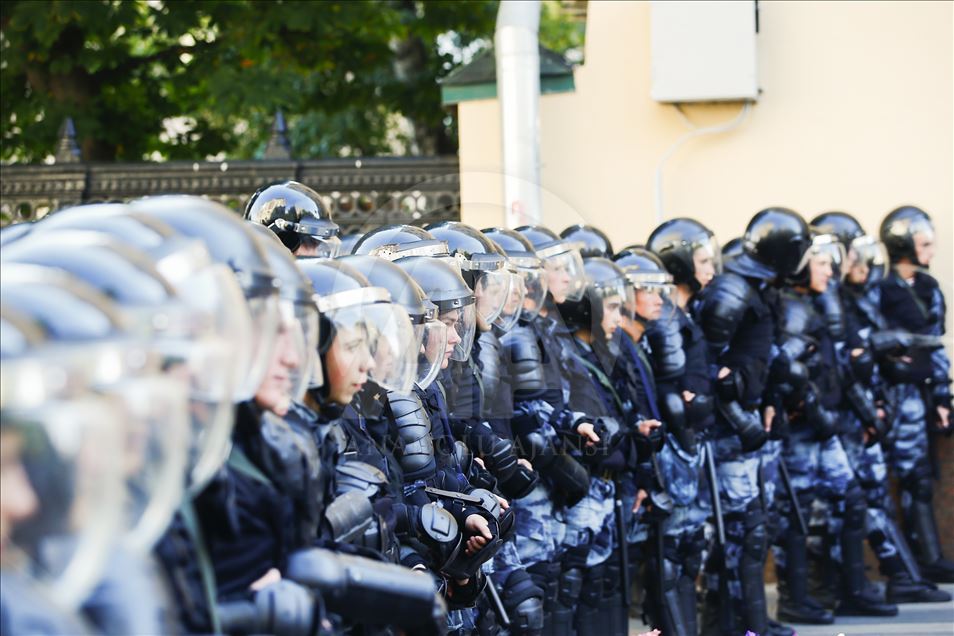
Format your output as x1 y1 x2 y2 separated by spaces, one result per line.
1 183 949 636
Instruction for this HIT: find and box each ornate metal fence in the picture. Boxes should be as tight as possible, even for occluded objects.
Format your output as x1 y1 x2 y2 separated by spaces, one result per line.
0 156 460 233
0 116 461 233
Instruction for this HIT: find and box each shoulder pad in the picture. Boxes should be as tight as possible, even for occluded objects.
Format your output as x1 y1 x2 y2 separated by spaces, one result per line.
388 391 437 480
258 411 318 490
501 326 545 393
777 291 813 337
477 330 503 403
645 310 686 379
335 461 387 499
814 288 846 341
696 272 755 348
324 490 374 544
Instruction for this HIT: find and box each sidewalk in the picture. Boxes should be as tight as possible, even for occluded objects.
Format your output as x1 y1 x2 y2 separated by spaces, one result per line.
628 583 954 635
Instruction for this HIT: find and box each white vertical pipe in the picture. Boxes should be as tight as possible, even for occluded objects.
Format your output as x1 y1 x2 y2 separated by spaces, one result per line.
495 0 542 228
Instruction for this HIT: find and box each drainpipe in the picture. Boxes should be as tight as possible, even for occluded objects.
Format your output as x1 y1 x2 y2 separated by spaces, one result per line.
495 0 542 228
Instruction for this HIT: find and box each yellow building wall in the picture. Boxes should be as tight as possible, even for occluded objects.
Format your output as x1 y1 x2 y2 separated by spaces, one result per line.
458 0 952 326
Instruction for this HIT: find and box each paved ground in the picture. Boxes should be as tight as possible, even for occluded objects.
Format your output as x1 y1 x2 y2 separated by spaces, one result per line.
628 583 954 635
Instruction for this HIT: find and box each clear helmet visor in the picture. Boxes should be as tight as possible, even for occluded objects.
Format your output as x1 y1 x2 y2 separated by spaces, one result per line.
415 318 449 390
173 263 252 404
516 266 548 322
493 271 527 333
794 234 847 281
291 302 320 402
593 280 635 340
474 269 512 325
847 236 889 285
240 291 282 401
630 283 677 324
327 303 418 395
443 301 478 363
255 306 315 417
1 397 125 610
297 235 342 259
102 376 190 554
545 249 586 303
693 237 723 279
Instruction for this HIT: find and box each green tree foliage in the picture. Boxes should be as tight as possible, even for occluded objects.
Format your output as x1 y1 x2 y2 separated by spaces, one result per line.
0 0 499 162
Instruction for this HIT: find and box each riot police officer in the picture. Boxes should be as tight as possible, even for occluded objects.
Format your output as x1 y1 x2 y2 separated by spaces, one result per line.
867 206 953 583
811 211 950 604
245 180 341 257
693 208 811 636
645 219 723 635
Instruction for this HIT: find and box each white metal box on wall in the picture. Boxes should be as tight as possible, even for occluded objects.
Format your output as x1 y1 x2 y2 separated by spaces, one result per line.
650 0 759 103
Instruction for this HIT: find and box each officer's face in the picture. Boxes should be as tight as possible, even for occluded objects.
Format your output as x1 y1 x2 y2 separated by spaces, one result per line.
326 324 375 405
847 248 870 285
545 261 571 304
693 246 716 288
635 288 663 321
809 253 833 293
0 431 38 556
439 309 463 369
601 295 623 338
914 231 935 267
254 322 302 416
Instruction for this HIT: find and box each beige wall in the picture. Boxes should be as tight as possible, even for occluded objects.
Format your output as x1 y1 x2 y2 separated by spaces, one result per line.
458 0 953 336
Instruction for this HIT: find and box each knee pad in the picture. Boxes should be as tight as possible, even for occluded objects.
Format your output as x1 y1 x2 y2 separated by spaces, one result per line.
557 568 584 608
503 571 544 635
526 560 560 606
578 565 605 607
503 570 544 609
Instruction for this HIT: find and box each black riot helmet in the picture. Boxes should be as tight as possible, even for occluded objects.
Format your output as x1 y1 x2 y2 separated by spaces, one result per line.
1 231 178 309
721 237 744 265
812 211 889 285
353 224 449 260
395 255 477 363
647 218 720 292
131 196 278 299
0 222 35 247
879 205 935 266
337 255 435 321
811 211 866 247
338 232 365 256
559 257 633 339
516 225 586 303
0 305 46 358
297 259 417 395
612 247 675 323
130 195 283 402
483 227 549 323
339 254 447 390
425 221 515 326
559 224 614 258
730 207 811 281
244 180 340 257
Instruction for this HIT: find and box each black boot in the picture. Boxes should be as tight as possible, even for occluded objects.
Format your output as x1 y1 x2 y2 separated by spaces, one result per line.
775 529 834 624
738 535 768 633
677 574 699 636
887 568 953 604
909 499 954 584
838 504 898 617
